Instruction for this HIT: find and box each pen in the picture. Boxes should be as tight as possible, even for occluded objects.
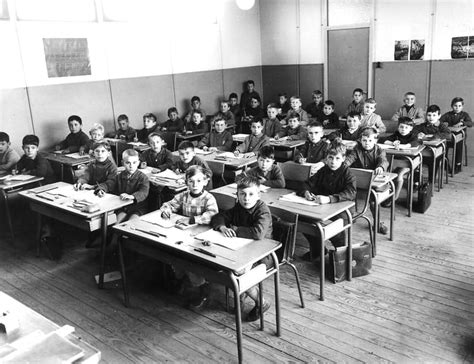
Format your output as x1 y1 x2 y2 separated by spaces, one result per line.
194 248 216 258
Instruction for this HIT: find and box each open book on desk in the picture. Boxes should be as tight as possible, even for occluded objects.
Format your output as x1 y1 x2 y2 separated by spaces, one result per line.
194 229 253 251
279 192 319 206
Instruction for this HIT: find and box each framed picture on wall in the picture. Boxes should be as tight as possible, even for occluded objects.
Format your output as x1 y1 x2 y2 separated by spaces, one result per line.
43 38 91 78
394 40 409 61
451 36 468 59
468 36 474 58
410 39 425 60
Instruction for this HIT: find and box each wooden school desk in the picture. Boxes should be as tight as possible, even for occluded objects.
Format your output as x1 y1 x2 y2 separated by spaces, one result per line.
176 132 206 143
211 185 354 301
172 150 257 170
0 291 101 363
381 144 425 217
270 139 306 160
113 211 281 364
447 125 466 176
19 182 132 288
42 152 92 181
0 175 43 241
422 138 447 192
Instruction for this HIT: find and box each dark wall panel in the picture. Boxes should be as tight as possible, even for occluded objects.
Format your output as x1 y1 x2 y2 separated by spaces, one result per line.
27 81 114 149
262 65 298 106
110 75 175 128
222 66 263 103
298 64 324 107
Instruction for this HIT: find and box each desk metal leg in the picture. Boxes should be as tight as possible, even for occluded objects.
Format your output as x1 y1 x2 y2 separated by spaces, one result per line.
271 252 281 337
118 236 130 307
229 275 243 363
1 189 14 241
36 213 43 257
258 282 264 330
315 223 325 301
345 210 353 281
98 212 109 289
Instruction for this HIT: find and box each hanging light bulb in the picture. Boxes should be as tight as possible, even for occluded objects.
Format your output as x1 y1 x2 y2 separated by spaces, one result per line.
236 0 255 11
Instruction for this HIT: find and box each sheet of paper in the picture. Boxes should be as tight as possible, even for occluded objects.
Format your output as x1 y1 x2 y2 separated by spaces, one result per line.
228 183 270 192
4 174 36 181
155 169 183 180
279 192 320 206
127 142 148 147
194 149 213 155
64 152 87 159
194 229 253 251
216 152 237 159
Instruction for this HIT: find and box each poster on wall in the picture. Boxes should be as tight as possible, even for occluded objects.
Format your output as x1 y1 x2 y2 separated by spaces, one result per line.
394 40 409 60
410 39 425 60
43 38 91 78
451 36 469 59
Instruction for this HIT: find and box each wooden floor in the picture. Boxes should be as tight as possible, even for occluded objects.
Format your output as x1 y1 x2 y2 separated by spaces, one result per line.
1 157 473 363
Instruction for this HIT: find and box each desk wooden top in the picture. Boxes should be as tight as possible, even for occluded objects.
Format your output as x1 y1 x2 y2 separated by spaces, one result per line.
372 172 397 189
422 138 446 147
19 182 132 219
176 132 206 141
378 144 425 156
0 175 43 191
269 139 306 149
113 210 280 272
448 125 467 133
172 151 257 169
211 185 354 222
0 291 100 363
42 152 92 167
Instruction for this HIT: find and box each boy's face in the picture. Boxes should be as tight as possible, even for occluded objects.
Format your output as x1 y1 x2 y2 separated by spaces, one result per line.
123 155 139 173
287 117 300 129
68 120 82 134
187 172 208 195
191 100 201 109
307 126 323 143
257 156 274 172
93 145 109 162
0 141 9 153
426 111 440 124
251 122 263 136
214 120 226 133
326 153 344 171
452 101 463 113
360 135 377 150
353 91 363 103
398 123 413 136
404 94 416 106
363 103 376 116
118 119 129 130
267 107 278 119
168 112 178 122
90 130 104 142
249 98 260 109
144 117 157 129
178 147 195 163
279 96 287 104
192 113 202 124
220 103 230 113
290 98 301 110
237 185 260 210
323 104 334 116
148 136 163 152
346 116 361 131
247 83 255 93
313 94 323 104
229 97 238 106
23 144 38 159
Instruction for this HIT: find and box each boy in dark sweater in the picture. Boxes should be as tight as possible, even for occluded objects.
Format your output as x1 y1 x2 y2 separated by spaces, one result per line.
295 121 329 175
237 146 285 188
235 119 270 157
140 133 173 173
262 103 283 138
107 114 136 142
319 100 340 129
276 111 307 140
16 135 55 184
55 115 89 153
185 110 209 134
326 112 362 142
198 118 233 152
211 176 273 321
173 141 211 175
0 132 20 176
161 107 185 133
137 113 160 142
298 139 356 259
305 90 324 119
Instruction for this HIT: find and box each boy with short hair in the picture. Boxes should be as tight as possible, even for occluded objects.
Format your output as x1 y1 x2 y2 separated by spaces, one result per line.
240 80 261 110
185 110 209 134
237 146 285 188
391 92 425 125
211 176 273 321
82 123 106 154
213 100 236 127
326 112 363 141
16 135 55 184
276 111 307 140
360 98 386 133
277 93 291 118
229 93 242 119
243 96 265 121
295 121 329 174
55 115 89 153
107 114 136 142
140 132 174 173
198 118 233 152
137 113 160 142
319 100 340 129
346 88 365 116
305 90 324 119
162 108 185 133
284 96 309 126
262 103 283 138
184 96 207 124
74 141 117 193
235 119 270 157
173 141 212 175
0 132 20 176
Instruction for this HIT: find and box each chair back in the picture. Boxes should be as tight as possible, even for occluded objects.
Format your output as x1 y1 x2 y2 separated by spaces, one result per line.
206 160 226 188
268 205 298 263
278 161 311 191
350 168 374 217
161 132 177 151
212 191 236 211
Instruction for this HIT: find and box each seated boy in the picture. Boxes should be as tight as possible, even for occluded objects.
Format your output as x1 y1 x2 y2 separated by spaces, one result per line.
15 135 55 184
235 119 270 158
326 112 363 141
319 100 340 129
55 115 89 153
173 141 212 179
107 114 136 142
74 141 117 193
243 96 265 122
140 132 173 173
346 88 365 116
161 108 185 133
262 103 283 138
284 96 309 126
184 96 207 124
137 113 160 142
297 140 356 259
277 93 291 118
305 90 324 119
81 123 106 155
391 92 425 125
229 93 242 119
211 176 273 321
415 104 451 180
0 132 20 176
240 80 261 110
295 121 329 174
276 111 307 140
213 100 236 128
383 117 420 201
185 110 209 134
344 127 390 234
198 118 233 152
237 146 285 188
360 98 386 133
